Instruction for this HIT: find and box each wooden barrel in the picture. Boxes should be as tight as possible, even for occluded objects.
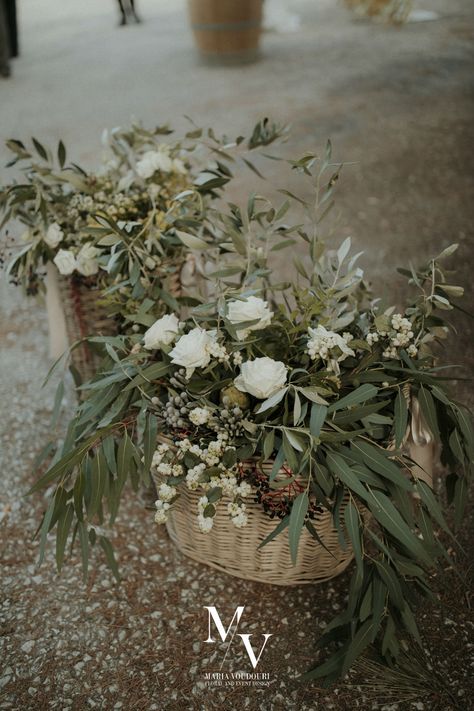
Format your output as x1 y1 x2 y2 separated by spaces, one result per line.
188 0 263 63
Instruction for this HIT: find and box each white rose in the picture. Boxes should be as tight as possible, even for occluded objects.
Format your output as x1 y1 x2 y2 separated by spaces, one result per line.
234 357 288 400
136 148 174 179
76 243 100 277
53 249 77 275
227 296 273 340
144 314 181 350
44 222 64 248
169 327 215 377
136 153 157 180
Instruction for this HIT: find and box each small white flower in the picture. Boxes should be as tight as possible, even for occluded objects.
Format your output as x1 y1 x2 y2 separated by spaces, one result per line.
44 222 64 248
154 509 168 524
197 514 214 533
208 341 229 362
234 357 288 400
154 498 171 524
76 243 100 277
176 438 191 452
144 314 181 350
136 148 173 178
227 296 273 340
189 407 211 426
197 496 208 512
152 451 163 468
220 475 238 497
207 440 224 456
407 344 418 357
233 352 243 366
53 249 77 275
236 481 252 498
136 146 187 179
231 511 248 528
156 462 172 477
307 325 355 364
158 483 176 502
185 472 199 490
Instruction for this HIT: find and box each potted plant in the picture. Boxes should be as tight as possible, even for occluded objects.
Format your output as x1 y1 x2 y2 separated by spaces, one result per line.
28 149 472 682
188 0 264 64
0 119 283 382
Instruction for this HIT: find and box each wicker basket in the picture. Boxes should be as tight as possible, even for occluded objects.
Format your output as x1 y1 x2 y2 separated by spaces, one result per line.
54 269 183 385
152 385 435 585
153 450 354 586
57 276 117 384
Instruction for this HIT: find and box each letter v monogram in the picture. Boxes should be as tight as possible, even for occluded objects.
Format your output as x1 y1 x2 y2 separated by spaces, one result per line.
237 634 273 669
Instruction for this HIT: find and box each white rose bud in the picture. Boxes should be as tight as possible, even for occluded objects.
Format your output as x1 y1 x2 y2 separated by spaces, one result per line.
234 357 287 400
44 222 64 248
169 327 215 377
227 296 273 340
76 243 100 277
53 249 77 275
144 314 181 350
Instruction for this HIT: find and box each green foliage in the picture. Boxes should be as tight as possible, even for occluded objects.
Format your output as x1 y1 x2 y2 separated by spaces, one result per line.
24 143 473 686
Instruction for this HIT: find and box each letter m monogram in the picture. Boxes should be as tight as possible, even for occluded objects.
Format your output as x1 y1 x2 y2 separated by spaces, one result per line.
204 605 244 643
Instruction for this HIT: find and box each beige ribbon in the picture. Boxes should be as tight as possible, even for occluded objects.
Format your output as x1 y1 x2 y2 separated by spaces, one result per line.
406 395 435 487
45 263 69 359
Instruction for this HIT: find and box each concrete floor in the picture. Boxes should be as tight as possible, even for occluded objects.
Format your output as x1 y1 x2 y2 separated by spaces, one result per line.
1 0 474 709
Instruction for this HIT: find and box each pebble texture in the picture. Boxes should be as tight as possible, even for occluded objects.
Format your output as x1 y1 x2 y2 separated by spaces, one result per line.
1 0 473 709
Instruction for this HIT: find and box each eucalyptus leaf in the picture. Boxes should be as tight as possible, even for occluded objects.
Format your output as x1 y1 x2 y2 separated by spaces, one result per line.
288 492 309 565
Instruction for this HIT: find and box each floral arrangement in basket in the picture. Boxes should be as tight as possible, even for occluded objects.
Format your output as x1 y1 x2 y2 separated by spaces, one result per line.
29 149 473 682
0 119 284 325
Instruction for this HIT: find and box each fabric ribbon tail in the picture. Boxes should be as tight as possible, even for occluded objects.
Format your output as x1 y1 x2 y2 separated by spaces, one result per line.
407 396 435 488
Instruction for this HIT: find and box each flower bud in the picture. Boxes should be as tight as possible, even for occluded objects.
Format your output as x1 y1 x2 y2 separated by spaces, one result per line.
220 385 250 409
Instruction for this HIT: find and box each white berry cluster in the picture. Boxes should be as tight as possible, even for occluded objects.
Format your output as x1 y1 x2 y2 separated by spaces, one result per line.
367 313 418 360
232 352 243 366
189 407 211 426
154 480 178 524
227 502 249 528
152 436 253 533
306 325 355 374
207 341 230 364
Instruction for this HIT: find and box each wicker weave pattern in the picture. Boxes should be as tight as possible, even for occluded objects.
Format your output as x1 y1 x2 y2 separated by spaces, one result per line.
57 276 116 383
152 452 354 586
152 385 435 585
58 268 184 384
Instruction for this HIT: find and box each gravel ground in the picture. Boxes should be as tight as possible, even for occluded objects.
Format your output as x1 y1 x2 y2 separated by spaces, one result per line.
0 282 472 710
1 0 474 709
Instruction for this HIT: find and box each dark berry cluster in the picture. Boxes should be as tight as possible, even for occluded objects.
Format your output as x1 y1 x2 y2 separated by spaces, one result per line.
239 463 322 520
